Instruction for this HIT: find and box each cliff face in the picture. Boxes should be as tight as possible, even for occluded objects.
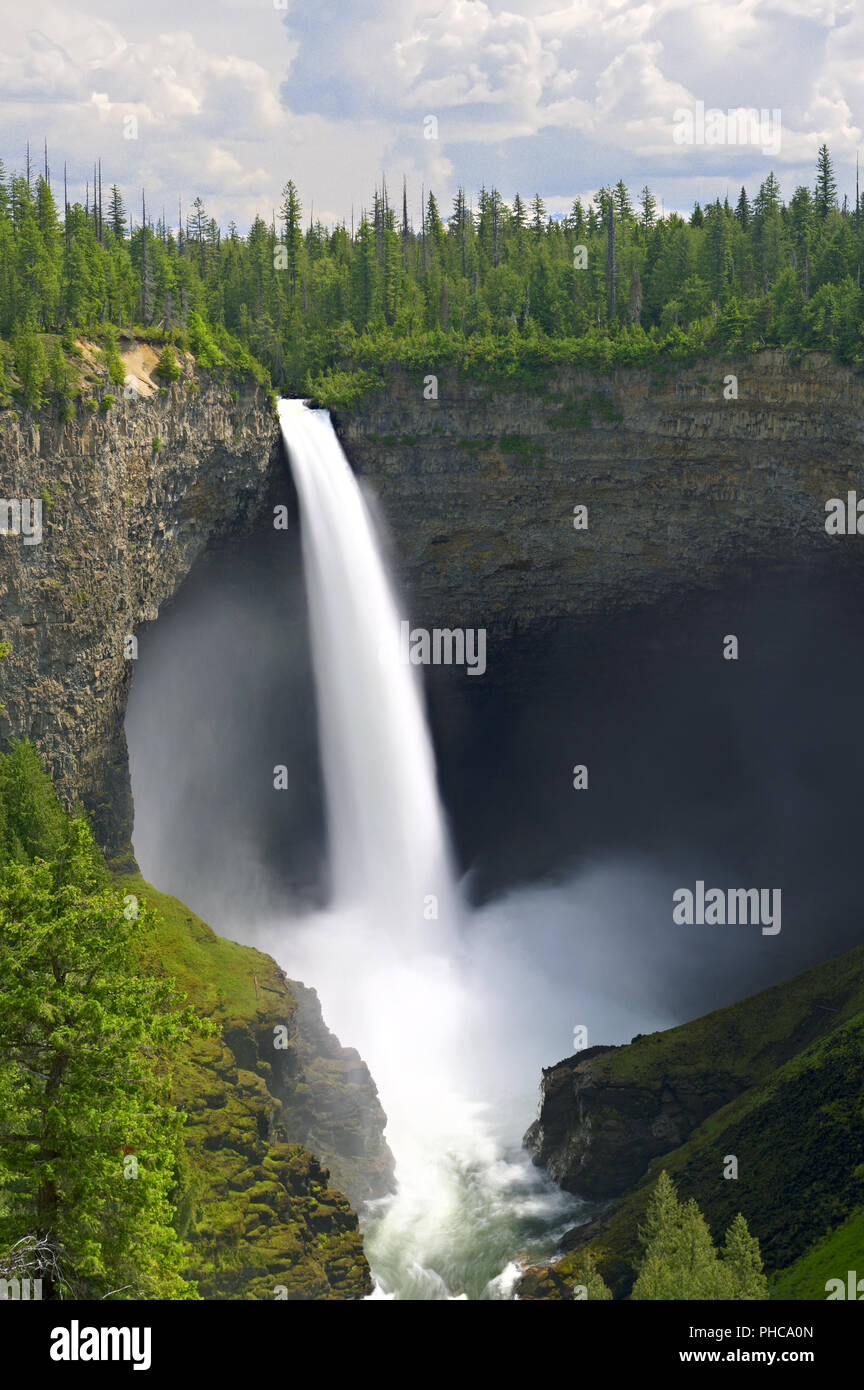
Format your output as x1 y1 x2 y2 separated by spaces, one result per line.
524 942 864 1199
336 350 862 641
1 368 400 1297
519 944 864 1298
4 350 860 864
124 876 393 1298
0 375 279 861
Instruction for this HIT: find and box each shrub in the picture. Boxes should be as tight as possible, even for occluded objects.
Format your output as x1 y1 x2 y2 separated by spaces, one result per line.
12 329 45 410
154 346 181 383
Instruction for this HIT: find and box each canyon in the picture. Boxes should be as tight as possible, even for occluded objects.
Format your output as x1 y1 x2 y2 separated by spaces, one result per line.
3 345 864 1297
2 348 861 863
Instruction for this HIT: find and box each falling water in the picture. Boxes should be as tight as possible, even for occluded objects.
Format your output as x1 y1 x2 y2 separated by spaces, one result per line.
277 398 586 1298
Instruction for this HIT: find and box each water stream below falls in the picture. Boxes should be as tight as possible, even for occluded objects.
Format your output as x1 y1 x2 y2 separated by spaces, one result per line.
277 398 587 1298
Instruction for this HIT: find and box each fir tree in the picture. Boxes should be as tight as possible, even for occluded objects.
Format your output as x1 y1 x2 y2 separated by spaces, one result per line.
814 144 837 220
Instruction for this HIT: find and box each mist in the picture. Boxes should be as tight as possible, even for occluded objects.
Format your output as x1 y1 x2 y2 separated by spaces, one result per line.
124 420 864 1296
126 511 864 1065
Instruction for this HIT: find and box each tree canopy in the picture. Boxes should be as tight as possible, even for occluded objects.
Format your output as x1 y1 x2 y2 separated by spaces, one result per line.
630 1170 768 1300
0 145 862 413
0 742 207 1299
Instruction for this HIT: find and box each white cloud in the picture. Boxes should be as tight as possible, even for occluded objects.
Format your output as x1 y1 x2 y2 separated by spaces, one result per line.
0 0 860 229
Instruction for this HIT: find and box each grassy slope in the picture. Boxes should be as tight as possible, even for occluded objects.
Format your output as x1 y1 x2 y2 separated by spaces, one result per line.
521 944 864 1300
771 1206 864 1300
117 874 372 1300
595 943 864 1090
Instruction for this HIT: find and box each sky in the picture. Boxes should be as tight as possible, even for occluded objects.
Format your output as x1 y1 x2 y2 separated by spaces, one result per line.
1 0 862 232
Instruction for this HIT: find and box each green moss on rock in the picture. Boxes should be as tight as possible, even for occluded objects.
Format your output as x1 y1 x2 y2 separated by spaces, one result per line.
117 873 388 1299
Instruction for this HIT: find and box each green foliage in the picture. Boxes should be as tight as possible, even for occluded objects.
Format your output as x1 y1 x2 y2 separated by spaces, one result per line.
93 324 126 386
154 345 181 383
186 311 226 370
0 743 207 1298
45 340 73 399
1 147 863 409
553 943 864 1299
306 366 383 410
152 435 162 453
12 328 45 409
0 742 70 868
99 393 115 411
771 1206 864 1299
631 1172 768 1300
113 875 373 1299
570 1250 613 1300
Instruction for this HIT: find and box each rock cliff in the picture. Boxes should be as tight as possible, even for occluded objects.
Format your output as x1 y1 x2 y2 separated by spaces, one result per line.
4 348 861 864
519 943 864 1298
336 350 862 643
0 372 279 861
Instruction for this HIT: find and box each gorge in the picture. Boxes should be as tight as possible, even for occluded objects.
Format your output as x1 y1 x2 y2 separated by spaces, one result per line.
4 345 864 1297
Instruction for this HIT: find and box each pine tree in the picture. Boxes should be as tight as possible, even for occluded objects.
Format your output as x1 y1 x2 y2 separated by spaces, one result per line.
451 187 469 277
531 193 547 235
281 179 303 296
638 185 657 231
614 179 633 222
12 327 45 409
734 186 751 229
425 191 444 258
568 198 585 239
630 1172 769 1301
631 1174 723 1300
606 191 615 322
814 144 837 219
721 1212 769 1299
107 185 126 241
568 1250 613 1300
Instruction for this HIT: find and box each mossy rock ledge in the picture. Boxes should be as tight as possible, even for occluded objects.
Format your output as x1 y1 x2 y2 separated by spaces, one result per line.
520 943 864 1299
119 874 395 1300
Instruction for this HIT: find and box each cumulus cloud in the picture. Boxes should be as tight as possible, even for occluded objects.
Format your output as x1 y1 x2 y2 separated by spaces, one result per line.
0 0 861 229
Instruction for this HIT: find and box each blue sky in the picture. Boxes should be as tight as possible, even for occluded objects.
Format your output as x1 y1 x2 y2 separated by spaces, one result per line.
0 0 861 231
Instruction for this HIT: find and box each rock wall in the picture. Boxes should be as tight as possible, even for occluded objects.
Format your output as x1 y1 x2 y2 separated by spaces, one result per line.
4 349 861 863
336 350 864 646
523 935 864 1202
518 943 864 1298
0 376 279 861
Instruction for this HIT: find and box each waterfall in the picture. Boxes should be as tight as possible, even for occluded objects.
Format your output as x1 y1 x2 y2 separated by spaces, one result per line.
277 398 456 941
277 398 583 1299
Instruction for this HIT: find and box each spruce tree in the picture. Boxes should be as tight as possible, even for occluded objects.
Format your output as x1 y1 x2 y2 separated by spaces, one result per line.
814 144 837 219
